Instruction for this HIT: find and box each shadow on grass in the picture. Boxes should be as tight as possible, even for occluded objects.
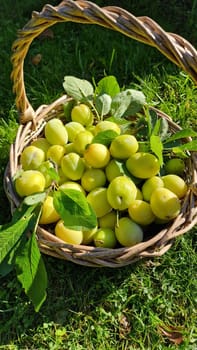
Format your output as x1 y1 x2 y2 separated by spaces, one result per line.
0 255 144 343
1 230 196 348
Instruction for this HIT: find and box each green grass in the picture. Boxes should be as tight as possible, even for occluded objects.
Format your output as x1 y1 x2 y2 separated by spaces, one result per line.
1 235 197 349
0 0 197 349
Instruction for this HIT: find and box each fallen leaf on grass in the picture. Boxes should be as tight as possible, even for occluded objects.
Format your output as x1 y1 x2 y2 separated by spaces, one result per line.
31 54 42 65
158 324 184 345
145 260 161 267
119 314 131 338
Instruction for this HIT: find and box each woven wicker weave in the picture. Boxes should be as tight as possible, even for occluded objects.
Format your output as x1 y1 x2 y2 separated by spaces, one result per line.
4 0 197 267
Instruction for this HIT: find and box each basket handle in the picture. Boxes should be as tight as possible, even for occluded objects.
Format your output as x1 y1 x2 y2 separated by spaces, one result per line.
11 0 197 124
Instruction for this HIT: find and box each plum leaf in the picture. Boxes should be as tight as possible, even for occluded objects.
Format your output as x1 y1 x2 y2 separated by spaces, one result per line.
63 76 94 102
53 189 97 230
95 75 120 97
95 93 112 117
111 89 146 118
15 231 47 312
0 204 38 265
92 130 118 146
150 135 164 166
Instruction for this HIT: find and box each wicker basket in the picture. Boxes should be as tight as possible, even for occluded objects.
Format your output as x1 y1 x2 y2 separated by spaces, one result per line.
4 0 197 267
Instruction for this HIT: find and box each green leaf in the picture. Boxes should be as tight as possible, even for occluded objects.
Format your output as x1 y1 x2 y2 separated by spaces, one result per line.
111 160 142 185
163 129 197 144
0 255 14 276
95 94 112 117
163 140 184 149
143 109 169 142
0 235 27 277
95 75 120 97
47 167 60 182
146 109 158 138
23 192 47 206
39 161 60 187
15 232 47 312
173 140 197 152
150 135 164 166
171 147 190 158
122 89 146 116
164 137 197 153
0 205 38 265
63 76 94 102
159 118 169 140
53 189 97 230
110 90 132 118
107 115 130 124
135 116 149 140
0 203 46 311
152 118 162 136
111 160 125 176
111 89 146 118
150 115 168 141
92 130 118 146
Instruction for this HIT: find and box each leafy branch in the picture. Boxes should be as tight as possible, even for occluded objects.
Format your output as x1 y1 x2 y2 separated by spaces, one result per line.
0 203 47 311
63 75 146 122
0 188 98 311
136 107 197 166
